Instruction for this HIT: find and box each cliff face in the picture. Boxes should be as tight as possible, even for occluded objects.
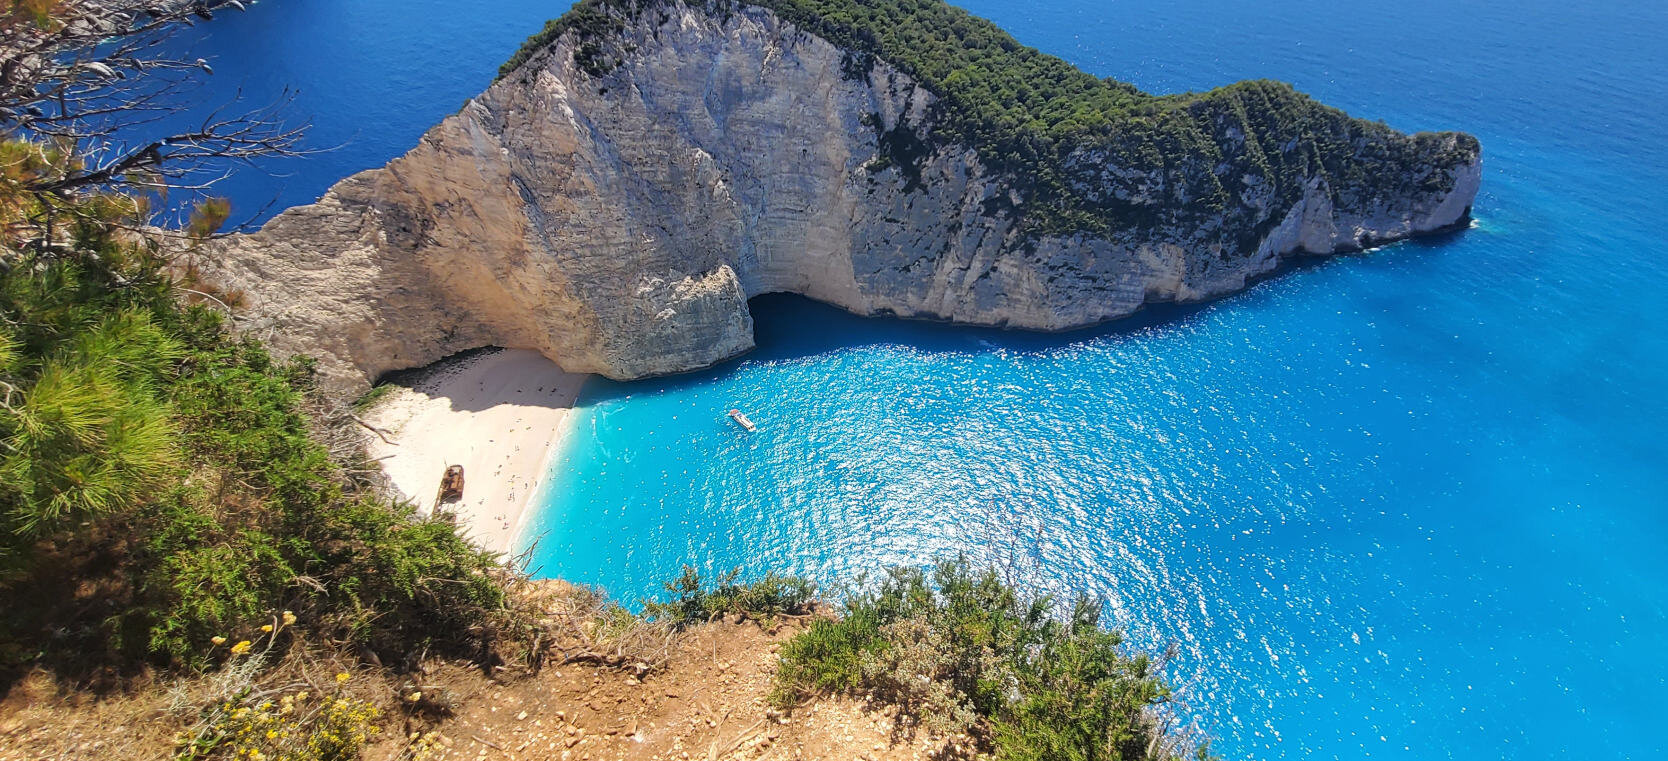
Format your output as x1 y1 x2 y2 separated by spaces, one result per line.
203 1 1480 394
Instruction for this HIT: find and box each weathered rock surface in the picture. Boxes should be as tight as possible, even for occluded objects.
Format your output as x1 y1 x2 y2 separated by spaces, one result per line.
202 1 1480 394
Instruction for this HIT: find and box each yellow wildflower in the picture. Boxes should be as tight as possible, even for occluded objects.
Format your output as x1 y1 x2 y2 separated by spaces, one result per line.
405 691 422 702
229 640 252 655
211 636 227 645
260 624 273 633
282 610 297 626
335 672 351 684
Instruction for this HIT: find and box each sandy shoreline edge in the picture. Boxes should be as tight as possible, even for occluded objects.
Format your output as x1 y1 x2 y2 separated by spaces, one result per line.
360 348 586 555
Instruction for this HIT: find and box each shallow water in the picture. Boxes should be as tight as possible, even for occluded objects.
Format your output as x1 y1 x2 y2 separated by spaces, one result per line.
164 0 1667 757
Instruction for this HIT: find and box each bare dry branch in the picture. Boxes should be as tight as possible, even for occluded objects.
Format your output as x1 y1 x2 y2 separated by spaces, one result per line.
2 0 314 253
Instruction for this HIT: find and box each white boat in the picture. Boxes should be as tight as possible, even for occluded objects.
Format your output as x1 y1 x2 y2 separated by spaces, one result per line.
728 408 757 432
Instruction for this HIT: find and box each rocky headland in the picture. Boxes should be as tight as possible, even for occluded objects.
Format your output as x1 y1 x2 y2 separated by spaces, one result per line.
201 0 1481 394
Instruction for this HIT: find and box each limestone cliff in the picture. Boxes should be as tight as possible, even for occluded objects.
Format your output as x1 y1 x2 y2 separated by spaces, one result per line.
202 0 1481 394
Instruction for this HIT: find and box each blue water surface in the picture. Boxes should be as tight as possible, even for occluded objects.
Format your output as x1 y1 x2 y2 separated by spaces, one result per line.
162 0 1668 758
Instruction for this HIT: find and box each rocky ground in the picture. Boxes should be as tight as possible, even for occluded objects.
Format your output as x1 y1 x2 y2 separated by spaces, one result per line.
398 619 940 761
0 585 945 761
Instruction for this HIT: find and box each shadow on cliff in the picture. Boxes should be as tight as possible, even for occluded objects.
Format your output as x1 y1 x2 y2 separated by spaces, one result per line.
373 347 584 414
579 252 1339 405
574 232 1470 406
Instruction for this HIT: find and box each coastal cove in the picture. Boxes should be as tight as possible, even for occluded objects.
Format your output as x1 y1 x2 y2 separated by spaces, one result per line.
361 349 585 554
157 0 1668 759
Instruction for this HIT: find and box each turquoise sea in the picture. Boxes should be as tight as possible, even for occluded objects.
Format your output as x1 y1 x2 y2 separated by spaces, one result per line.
164 0 1668 757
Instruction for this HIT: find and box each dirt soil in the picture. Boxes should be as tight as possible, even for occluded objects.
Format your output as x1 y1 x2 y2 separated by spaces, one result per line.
390 618 943 761
0 616 946 761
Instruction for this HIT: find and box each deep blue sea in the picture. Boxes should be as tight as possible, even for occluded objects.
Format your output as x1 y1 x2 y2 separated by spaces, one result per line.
162 0 1668 757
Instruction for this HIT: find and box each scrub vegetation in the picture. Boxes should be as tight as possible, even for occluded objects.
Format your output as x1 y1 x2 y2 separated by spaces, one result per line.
0 138 513 673
773 558 1210 760
501 0 1477 239
647 565 819 626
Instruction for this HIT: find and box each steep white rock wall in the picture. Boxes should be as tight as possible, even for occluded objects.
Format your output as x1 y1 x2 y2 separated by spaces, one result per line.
202 2 1480 395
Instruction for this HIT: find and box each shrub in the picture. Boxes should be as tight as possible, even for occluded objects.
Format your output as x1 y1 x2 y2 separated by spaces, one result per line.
774 558 1211 760
167 612 383 761
175 675 381 761
646 565 817 627
0 142 513 672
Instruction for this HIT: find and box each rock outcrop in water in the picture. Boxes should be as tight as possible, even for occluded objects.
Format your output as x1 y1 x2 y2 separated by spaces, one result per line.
202 0 1481 394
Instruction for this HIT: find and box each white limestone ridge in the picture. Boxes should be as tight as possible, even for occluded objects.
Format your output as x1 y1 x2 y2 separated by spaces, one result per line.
201 1 1482 394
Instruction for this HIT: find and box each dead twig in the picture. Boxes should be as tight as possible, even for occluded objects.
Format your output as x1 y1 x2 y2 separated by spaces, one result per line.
709 718 766 761
351 414 397 446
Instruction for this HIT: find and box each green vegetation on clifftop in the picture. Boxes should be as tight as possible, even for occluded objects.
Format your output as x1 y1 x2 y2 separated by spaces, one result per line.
0 140 510 673
774 558 1211 760
500 0 1478 240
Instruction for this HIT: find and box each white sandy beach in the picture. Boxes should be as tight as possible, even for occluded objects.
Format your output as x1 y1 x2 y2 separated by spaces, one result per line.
361 349 585 554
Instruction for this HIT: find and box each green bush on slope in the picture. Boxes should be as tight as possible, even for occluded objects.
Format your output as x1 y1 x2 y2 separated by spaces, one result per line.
0 143 509 670
774 558 1211 760
646 565 818 626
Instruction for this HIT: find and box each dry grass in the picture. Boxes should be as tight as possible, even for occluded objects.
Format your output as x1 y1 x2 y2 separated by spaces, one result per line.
0 644 384 761
360 605 949 761
1 581 950 761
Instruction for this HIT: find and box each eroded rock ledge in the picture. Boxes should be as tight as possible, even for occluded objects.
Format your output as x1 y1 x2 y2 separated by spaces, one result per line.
202 0 1480 395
